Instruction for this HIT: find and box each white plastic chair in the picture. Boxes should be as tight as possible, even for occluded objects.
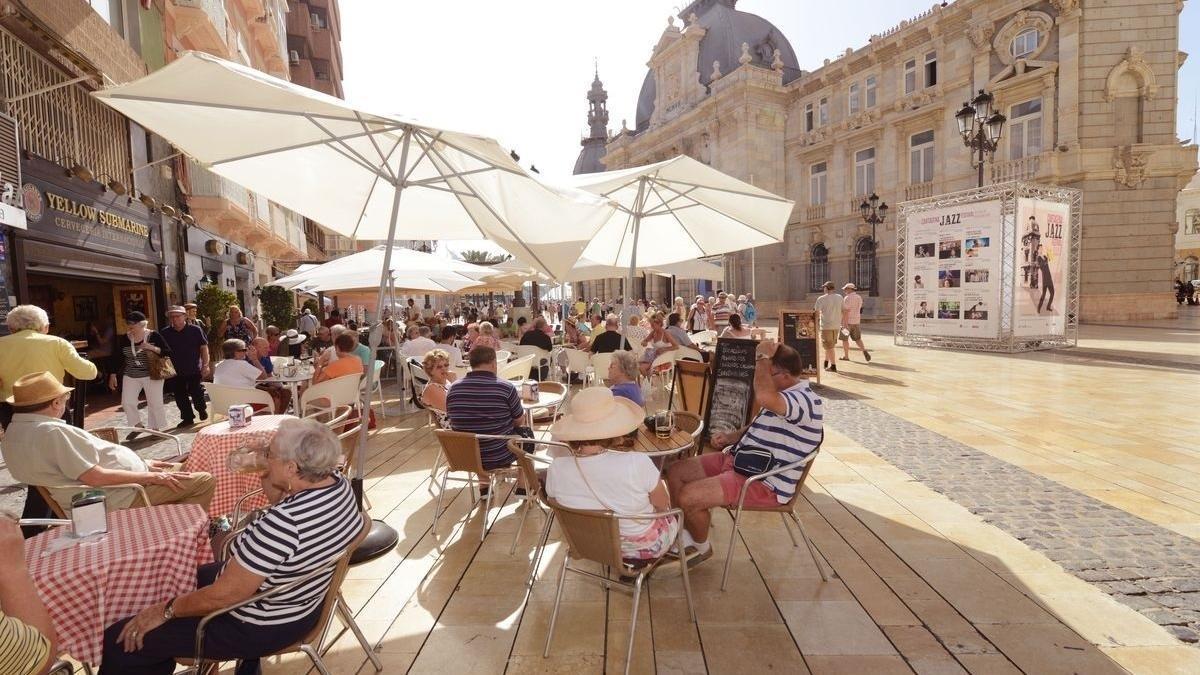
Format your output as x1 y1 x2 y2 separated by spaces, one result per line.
674 347 704 363
691 329 717 344
514 345 551 380
494 349 512 363
203 382 274 420
361 359 386 418
646 349 678 392
498 354 536 382
299 373 362 418
406 357 430 406
588 352 616 385
562 348 593 387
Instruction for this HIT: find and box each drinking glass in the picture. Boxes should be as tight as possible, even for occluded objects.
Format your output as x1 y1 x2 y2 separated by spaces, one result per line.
226 444 269 475
655 410 674 439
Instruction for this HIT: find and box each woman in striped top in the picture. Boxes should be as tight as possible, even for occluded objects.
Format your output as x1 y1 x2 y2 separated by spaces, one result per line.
106 311 171 433
100 418 363 675
0 519 56 675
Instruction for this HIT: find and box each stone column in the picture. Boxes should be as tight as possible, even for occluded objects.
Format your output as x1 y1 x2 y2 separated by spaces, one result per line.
1054 0 1082 150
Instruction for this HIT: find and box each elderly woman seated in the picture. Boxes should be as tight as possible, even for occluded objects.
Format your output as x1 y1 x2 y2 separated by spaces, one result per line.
562 316 589 349
419 349 457 411
607 350 644 407
99 417 364 675
547 388 677 562
473 321 502 350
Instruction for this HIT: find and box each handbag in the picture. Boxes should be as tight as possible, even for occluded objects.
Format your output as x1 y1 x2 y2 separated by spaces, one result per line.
731 446 777 478
147 349 176 380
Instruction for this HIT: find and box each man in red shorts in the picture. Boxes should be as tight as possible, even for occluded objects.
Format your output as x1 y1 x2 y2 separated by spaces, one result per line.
666 341 824 567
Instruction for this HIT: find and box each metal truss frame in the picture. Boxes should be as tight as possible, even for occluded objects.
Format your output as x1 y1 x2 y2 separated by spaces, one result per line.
894 181 1081 353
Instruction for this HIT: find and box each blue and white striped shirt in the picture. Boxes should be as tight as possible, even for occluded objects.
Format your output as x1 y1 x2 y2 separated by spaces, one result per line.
446 370 524 469
230 475 363 625
731 381 823 503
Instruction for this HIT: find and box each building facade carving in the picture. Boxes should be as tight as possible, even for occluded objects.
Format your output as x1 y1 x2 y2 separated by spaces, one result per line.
580 0 1196 321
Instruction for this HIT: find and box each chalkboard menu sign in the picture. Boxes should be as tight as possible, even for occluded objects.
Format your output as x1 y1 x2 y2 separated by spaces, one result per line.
703 338 758 437
779 309 821 384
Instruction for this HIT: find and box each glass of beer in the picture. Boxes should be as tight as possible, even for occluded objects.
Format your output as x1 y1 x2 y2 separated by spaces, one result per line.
226 443 269 475
654 410 674 439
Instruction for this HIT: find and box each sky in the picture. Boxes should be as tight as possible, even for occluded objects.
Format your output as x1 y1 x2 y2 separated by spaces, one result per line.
341 0 1200 177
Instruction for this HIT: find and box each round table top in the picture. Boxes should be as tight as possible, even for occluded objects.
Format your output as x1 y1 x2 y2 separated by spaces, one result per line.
616 426 696 458
196 413 295 438
263 367 315 384
521 388 566 410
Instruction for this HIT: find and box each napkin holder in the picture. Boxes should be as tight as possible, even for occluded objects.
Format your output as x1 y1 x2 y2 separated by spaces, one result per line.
520 379 539 402
70 490 108 538
228 403 254 428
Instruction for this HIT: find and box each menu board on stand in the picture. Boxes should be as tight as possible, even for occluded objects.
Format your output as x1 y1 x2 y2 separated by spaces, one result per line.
702 338 758 441
778 309 820 384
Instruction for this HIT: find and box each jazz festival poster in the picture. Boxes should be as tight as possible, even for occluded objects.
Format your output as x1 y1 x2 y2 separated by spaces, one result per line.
1014 198 1071 336
906 200 1002 338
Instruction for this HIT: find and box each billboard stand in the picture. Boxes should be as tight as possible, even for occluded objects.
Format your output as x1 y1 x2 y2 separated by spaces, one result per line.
895 181 1080 353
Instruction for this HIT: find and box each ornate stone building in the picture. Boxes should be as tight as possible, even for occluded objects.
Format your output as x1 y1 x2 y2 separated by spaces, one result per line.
594 0 1197 321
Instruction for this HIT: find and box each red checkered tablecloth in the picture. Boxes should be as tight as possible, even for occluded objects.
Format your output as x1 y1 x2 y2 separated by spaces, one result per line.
186 414 294 517
24 504 213 665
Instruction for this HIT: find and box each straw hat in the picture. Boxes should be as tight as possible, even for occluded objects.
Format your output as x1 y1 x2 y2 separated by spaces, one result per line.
284 328 307 345
6 371 73 406
842 282 857 291
166 305 186 316
550 387 644 442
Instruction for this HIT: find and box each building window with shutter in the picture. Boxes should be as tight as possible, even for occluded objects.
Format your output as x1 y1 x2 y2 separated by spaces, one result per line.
910 130 935 184
865 75 877 108
855 147 875 197
804 102 814 132
904 59 917 95
848 83 861 115
819 97 829 126
924 51 937 87
809 162 827 206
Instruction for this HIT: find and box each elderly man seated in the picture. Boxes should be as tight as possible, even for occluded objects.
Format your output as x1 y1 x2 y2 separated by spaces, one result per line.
1 372 214 513
213 339 289 414
400 324 438 360
587 314 632 354
666 342 823 567
446 346 525 494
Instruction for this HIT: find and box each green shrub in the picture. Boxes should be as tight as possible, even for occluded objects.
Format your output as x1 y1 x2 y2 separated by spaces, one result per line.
260 285 296 331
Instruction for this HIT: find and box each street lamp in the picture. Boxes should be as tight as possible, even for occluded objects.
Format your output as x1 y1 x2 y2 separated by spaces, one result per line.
956 89 1006 188
858 192 888 297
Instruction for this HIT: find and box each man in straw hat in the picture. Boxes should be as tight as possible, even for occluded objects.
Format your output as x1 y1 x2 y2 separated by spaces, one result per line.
1 372 214 513
666 341 823 567
839 282 871 362
546 387 678 561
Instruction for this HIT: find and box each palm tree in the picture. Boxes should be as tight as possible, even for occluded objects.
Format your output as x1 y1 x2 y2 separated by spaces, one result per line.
459 249 512 266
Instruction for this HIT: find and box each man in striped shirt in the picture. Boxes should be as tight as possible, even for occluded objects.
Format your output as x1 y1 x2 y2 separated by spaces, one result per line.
711 291 734 327
447 346 525 481
667 342 823 567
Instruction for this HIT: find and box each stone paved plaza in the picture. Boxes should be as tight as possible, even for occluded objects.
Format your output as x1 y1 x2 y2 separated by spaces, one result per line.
6 312 1200 673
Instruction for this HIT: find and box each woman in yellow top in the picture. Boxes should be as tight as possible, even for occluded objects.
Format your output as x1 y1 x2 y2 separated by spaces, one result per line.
0 305 97 403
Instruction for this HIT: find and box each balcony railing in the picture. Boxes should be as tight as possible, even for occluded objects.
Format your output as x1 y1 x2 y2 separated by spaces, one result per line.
171 0 228 54
805 204 826 221
991 154 1042 183
904 181 935 201
187 161 249 213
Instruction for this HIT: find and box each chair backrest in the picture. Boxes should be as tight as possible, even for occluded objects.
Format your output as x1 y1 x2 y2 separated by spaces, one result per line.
537 381 566 397
494 349 512 363
336 417 365 471
514 345 550 365
433 429 487 475
506 440 544 499
299 373 361 416
497 354 535 381
499 340 519 353
361 360 385 392
671 360 710 418
672 411 704 456
691 330 716 344
650 350 676 370
35 486 66 519
203 382 274 417
544 495 625 569
674 347 703 363
407 357 430 386
589 352 615 382
271 511 372 656
89 427 120 444
563 348 590 373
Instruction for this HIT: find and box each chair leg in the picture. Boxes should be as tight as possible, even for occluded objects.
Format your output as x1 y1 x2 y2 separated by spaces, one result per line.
780 511 800 547
300 643 332 675
789 511 829 582
624 575 644 675
338 595 383 672
543 554 570 658
480 474 496 542
527 511 554 587
431 472 449 536
677 529 697 624
509 497 531 556
720 508 743 591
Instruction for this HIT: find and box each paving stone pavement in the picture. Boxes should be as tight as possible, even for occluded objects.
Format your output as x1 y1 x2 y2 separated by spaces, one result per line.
821 388 1200 644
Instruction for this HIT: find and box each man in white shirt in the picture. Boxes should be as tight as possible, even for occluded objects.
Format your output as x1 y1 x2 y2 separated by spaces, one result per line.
213 339 268 390
813 282 843 372
840 283 871 362
400 325 438 360
297 308 318 336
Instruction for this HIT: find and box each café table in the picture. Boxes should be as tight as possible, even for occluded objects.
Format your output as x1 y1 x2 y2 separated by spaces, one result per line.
185 414 296 517
24 503 212 665
521 387 566 427
262 362 315 408
618 426 696 459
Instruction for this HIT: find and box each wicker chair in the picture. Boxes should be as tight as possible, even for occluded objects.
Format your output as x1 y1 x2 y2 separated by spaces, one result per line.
431 430 523 542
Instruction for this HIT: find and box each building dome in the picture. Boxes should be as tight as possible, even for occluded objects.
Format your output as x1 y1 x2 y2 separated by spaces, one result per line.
634 0 800 131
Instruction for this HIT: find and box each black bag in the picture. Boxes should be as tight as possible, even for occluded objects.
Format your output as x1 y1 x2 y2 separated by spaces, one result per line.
731 446 776 478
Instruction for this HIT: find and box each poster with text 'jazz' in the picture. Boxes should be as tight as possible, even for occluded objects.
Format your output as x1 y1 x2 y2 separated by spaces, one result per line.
907 200 1001 338
1014 198 1070 336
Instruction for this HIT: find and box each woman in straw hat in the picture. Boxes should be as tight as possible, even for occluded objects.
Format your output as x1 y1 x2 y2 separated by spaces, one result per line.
547 388 678 561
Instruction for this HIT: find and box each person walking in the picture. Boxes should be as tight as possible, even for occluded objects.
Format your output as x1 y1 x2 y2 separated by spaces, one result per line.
839 283 871 362
107 311 171 436
813 282 843 372
297 307 319 336
157 306 210 428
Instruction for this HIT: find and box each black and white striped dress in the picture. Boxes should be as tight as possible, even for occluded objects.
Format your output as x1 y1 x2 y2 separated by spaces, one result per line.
228 475 363 625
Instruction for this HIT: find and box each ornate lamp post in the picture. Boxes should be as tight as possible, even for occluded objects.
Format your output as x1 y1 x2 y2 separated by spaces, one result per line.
955 89 1007 188
858 192 888 297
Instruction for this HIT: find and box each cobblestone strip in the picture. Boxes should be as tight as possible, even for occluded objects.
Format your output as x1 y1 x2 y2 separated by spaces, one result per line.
822 391 1200 643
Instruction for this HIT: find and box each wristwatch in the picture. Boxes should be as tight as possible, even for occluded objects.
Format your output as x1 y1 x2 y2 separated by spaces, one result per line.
162 597 177 621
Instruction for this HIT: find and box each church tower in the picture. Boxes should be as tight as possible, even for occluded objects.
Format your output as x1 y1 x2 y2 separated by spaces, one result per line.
573 63 609 175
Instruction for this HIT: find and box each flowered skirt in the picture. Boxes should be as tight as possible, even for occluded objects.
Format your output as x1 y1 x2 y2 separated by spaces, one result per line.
621 515 680 561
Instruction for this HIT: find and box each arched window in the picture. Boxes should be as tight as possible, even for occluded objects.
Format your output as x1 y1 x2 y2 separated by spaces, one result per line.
853 237 875 293
808 243 829 292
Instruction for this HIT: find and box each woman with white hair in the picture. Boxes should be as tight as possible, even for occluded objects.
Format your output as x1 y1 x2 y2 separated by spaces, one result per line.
100 417 364 673
607 350 644 406
0 304 97 405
